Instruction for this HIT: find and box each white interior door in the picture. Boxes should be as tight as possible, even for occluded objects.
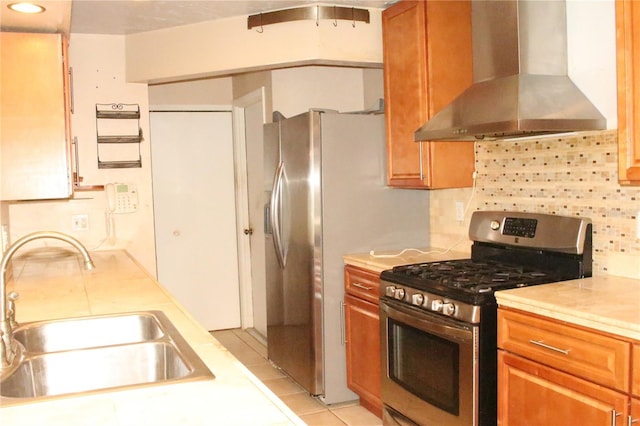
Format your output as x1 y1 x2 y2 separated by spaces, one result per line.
150 109 240 330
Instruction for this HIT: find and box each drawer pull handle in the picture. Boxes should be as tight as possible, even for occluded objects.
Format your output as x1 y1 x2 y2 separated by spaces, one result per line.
629 415 639 426
352 282 373 291
528 339 570 355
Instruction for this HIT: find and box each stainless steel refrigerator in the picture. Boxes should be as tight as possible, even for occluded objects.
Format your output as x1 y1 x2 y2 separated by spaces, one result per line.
264 110 430 404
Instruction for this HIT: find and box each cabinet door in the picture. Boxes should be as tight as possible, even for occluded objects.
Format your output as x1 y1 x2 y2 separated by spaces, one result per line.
616 0 640 185
633 343 640 397
631 398 640 426
1 32 72 200
498 351 629 426
344 293 382 418
382 0 475 189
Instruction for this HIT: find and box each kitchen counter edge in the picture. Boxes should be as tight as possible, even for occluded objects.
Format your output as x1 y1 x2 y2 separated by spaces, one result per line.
495 274 640 341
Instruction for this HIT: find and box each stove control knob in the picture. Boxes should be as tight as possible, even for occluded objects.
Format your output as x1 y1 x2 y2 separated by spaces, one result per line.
411 293 425 306
490 220 501 231
442 302 456 316
385 286 397 297
393 288 405 300
431 299 444 312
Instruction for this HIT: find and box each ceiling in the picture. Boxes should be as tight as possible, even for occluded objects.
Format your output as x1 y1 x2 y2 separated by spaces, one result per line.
1 0 392 35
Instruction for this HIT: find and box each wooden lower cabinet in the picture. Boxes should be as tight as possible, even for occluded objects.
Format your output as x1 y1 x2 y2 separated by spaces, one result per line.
344 265 382 418
498 307 640 426
344 294 381 417
633 343 640 396
498 350 628 426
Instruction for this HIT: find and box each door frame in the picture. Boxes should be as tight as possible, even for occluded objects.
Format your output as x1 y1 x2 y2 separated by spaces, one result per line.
232 88 266 331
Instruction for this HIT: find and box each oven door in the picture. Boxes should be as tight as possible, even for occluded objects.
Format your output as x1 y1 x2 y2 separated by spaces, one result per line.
380 297 479 426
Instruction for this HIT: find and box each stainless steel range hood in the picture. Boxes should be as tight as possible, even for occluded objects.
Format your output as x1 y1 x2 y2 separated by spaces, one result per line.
414 0 606 142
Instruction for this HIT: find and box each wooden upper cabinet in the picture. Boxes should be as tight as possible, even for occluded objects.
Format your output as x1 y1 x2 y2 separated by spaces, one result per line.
616 0 640 185
1 32 72 200
382 0 475 189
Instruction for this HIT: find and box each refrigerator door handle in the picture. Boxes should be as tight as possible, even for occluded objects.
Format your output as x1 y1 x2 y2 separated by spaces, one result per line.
340 301 347 345
270 162 286 268
263 202 271 235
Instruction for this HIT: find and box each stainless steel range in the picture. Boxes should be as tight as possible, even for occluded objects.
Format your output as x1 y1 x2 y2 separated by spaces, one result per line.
379 211 593 426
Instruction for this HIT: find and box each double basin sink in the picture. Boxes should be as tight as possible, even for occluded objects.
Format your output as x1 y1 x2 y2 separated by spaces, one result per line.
0 311 214 403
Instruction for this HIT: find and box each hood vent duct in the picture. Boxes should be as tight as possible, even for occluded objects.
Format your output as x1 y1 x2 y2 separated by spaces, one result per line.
414 0 606 142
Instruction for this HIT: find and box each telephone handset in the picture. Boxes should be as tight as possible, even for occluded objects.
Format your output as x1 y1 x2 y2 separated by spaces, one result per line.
106 183 138 214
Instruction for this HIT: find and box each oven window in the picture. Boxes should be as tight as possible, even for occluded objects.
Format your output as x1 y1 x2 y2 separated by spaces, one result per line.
388 318 459 415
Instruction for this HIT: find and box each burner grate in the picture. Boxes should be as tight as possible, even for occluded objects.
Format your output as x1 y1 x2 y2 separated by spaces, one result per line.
392 260 561 295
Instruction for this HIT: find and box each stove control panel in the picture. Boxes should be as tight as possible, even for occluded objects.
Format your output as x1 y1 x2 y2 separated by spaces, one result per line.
469 210 592 255
382 283 481 323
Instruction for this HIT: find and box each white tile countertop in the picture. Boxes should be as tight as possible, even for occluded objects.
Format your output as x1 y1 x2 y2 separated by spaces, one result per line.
495 274 640 341
343 247 470 273
0 250 304 426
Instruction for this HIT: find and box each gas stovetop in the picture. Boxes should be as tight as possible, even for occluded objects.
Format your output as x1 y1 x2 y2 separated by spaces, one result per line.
381 259 568 305
379 211 593 322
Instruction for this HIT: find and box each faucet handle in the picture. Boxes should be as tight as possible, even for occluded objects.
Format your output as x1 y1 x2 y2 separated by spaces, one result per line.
7 291 18 329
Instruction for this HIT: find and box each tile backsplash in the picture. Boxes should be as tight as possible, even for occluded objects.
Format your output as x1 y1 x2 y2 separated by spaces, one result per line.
429 130 640 278
476 130 639 277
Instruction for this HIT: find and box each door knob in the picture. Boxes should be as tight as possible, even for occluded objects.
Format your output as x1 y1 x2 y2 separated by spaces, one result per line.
244 228 253 235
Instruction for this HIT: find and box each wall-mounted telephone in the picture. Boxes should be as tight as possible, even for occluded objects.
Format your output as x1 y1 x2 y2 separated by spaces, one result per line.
106 183 138 214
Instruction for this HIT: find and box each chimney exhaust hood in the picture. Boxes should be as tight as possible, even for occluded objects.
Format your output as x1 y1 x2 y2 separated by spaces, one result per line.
414 0 606 142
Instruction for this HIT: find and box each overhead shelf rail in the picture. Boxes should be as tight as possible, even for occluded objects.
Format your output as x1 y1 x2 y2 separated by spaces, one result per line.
247 5 370 31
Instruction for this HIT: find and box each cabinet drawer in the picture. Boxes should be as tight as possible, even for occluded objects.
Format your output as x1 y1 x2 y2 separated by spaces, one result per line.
344 265 380 305
498 309 631 392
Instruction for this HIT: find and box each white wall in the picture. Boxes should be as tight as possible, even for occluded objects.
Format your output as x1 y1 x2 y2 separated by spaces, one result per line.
7 34 157 276
148 77 233 106
567 0 617 128
125 10 383 84
271 66 368 117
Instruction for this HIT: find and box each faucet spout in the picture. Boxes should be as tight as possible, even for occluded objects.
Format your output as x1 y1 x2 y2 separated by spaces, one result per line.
0 231 95 369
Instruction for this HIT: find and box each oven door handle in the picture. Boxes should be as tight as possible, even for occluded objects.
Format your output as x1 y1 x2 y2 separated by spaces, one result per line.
381 299 474 343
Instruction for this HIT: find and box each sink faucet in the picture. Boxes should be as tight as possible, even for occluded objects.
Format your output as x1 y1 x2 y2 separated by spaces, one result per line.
0 231 95 369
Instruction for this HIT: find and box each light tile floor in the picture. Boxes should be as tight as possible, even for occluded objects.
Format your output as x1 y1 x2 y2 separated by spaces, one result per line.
211 328 383 426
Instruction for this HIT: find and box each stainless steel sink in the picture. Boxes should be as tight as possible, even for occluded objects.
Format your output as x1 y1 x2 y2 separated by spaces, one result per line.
1 342 191 398
0 311 214 403
13 311 166 353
